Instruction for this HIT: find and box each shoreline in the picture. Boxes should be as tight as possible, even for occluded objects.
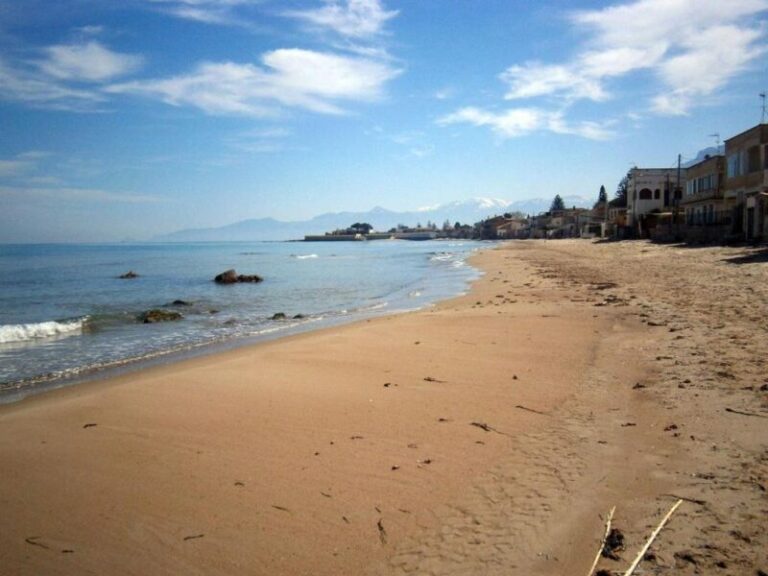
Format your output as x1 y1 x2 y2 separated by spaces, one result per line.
0 242 483 406
1 240 765 575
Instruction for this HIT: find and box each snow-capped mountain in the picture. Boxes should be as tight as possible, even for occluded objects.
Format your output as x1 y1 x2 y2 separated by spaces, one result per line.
154 196 592 241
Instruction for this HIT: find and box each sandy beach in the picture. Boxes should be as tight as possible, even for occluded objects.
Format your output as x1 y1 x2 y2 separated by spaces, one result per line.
1 240 766 576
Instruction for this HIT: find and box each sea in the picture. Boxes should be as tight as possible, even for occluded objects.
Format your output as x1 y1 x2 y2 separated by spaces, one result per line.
0 240 483 403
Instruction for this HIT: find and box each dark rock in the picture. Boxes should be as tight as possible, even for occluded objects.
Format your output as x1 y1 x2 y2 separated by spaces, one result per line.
118 271 139 279
214 269 263 284
138 309 183 323
169 299 192 306
293 314 305 319
271 312 287 320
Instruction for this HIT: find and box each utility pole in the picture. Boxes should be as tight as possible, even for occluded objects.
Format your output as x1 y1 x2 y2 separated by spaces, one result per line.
761 92 767 124
675 153 682 227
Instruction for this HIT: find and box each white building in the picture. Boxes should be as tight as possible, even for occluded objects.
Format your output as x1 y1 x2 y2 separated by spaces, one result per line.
627 167 686 234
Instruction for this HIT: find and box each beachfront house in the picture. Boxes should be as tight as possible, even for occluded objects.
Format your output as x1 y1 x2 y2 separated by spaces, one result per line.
627 167 686 238
723 123 768 241
680 153 734 242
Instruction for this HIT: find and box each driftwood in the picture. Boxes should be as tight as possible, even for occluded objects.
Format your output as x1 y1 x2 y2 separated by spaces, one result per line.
725 407 768 419
515 404 547 415
587 506 616 576
622 499 683 576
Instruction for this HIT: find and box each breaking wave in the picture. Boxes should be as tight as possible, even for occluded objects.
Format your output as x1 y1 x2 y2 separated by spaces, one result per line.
0 319 86 344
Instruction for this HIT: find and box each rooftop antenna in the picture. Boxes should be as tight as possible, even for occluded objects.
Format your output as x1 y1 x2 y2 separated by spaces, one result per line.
708 132 721 153
761 92 767 124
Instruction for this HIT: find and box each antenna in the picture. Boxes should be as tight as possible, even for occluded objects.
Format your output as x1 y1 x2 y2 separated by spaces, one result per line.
708 132 721 153
761 92 767 124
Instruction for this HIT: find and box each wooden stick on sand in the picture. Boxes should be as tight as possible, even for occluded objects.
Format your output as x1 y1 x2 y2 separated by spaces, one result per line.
622 499 684 576
587 505 616 576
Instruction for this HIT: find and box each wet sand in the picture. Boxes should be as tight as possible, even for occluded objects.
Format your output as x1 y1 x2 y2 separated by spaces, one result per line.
0 240 765 575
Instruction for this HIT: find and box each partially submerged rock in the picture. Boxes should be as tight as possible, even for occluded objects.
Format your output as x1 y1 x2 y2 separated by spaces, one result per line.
138 309 183 324
118 271 139 279
271 312 287 320
214 269 263 284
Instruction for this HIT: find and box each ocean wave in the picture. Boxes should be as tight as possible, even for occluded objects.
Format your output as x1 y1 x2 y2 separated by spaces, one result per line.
292 254 319 260
0 318 86 344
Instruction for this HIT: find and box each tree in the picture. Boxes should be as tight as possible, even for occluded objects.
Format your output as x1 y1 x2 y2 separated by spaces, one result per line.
598 185 607 204
615 172 630 201
350 222 372 234
550 194 565 212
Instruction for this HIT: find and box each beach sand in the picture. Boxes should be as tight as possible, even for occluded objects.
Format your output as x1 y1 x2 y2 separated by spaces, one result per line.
0 240 765 575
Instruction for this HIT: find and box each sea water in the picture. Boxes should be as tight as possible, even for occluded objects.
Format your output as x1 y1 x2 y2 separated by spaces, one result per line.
0 240 482 402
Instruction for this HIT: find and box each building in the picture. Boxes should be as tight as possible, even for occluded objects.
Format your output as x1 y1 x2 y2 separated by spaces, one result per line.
627 167 686 237
723 123 768 241
495 218 529 239
679 153 735 242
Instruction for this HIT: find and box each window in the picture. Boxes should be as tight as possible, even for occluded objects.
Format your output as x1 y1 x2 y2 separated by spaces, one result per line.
747 146 760 173
639 188 652 200
654 189 660 200
686 180 695 196
727 152 742 178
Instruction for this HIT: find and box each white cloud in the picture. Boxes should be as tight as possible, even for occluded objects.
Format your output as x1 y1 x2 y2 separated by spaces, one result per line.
0 151 50 177
0 56 104 109
147 0 260 26
502 0 768 115
285 0 398 39
0 185 163 203
108 48 401 116
438 106 613 140
38 41 143 82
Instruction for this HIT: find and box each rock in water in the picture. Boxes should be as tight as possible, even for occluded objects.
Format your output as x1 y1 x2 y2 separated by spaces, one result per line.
118 271 139 279
214 269 263 284
138 309 183 323
271 312 287 320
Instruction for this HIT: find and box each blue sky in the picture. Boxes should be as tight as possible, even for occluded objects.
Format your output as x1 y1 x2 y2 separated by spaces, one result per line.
1 0 766 242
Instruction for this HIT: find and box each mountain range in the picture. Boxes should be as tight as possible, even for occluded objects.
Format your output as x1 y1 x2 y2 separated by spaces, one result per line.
154 195 593 242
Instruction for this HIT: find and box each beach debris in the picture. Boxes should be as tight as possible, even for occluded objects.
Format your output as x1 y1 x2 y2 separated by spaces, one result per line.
137 309 183 323
350 435 363 440
342 516 350 524
437 417 450 422
407 443 418 449
423 376 446 383
214 269 263 284
622 499 683 576
602 527 625 560
62 549 74 554
271 312 287 320
515 404 547 415
587 505 615 576
183 534 204 541
632 382 645 389
83 423 98 429
321 492 332 498
383 382 392 388
469 421 510 436
25 537 50 550
271 505 290 512
620 422 637 427
418 458 432 465
725 407 767 418
391 465 400 471
661 494 706 505
377 519 387 544
234 481 245 487
513 374 518 380
118 271 139 279
664 423 678 431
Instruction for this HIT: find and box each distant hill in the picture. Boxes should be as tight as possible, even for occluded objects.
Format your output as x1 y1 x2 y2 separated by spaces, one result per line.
154 196 592 242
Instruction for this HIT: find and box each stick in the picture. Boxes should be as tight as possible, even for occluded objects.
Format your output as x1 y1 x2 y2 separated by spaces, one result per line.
622 499 683 576
587 506 615 576
515 404 548 415
725 407 768 419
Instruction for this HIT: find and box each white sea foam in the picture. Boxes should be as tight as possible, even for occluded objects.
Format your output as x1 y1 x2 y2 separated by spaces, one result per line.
293 254 319 260
0 319 85 344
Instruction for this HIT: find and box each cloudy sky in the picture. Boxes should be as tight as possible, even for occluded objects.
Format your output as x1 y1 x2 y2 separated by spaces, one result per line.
1 0 766 241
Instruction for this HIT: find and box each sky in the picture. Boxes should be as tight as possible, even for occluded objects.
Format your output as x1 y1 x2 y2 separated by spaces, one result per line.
0 0 767 242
